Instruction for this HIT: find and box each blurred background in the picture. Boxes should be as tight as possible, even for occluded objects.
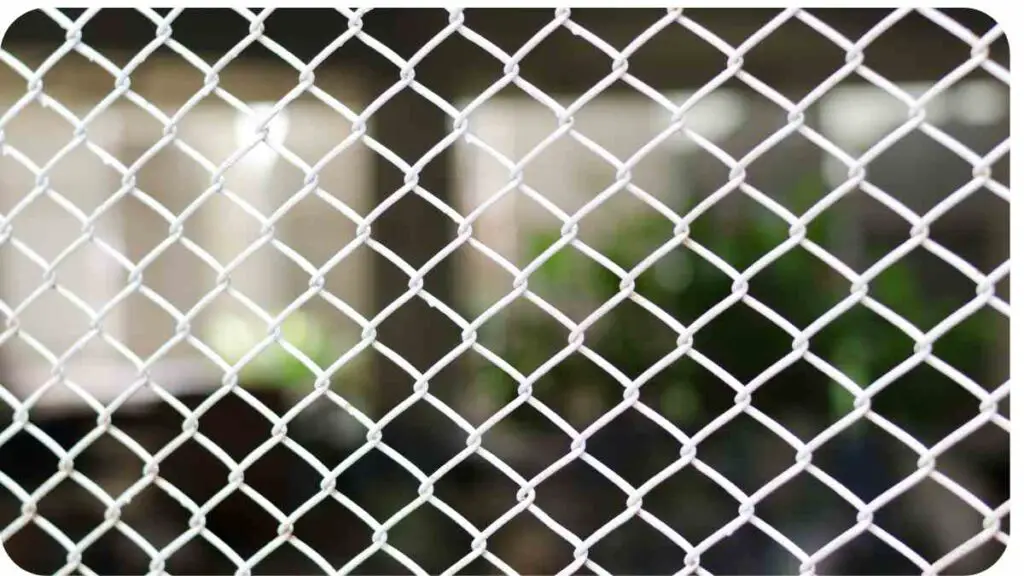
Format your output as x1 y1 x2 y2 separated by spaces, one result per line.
0 7 1010 575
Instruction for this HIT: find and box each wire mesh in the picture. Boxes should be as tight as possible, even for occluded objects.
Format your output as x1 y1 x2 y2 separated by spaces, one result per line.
0 7 1010 576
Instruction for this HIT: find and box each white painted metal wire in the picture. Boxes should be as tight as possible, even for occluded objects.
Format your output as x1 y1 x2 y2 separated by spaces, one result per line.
0 7 1010 576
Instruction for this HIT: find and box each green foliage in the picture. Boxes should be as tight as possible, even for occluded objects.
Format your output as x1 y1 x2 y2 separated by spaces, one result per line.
485 173 998 436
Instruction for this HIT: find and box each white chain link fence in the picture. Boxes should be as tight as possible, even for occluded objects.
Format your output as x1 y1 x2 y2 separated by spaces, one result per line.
0 6 1010 576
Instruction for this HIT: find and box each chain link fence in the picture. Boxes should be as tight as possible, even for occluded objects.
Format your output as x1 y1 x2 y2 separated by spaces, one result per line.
0 7 1010 576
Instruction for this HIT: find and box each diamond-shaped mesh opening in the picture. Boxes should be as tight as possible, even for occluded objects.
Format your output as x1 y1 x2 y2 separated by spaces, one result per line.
813 418 918 503
863 11 969 91
439 357 514 431
694 299 794 384
874 478 991 566
81 528 155 574
617 14 727 96
1 520 69 575
457 87 557 159
417 33 507 106
752 246 850 328
873 246 979 330
937 421 1008 506
696 413 795 495
521 143 618 220
382 400 465 473
511 24 614 101
390 503 475 573
476 416 555 482
873 362 983 447
702 521 801 575
319 242 377 321
10 292 93 357
132 143 215 217
567 92 677 164
159 437 233 505
645 460 736 542
192 393 272 462
371 190 458 269
0 427 61 493
489 509 576 574
815 530 925 575
586 407 681 487
929 193 1009 273
690 77 795 161
30 54 117 117
870 133 978 216
251 545 326 576
349 550 422 576
100 291 176 360
579 194 677 271
639 355 733 435
126 44 208 113
122 385 189 432
434 452 520 527
745 139 832 213
534 457 625 541
530 352 622 431
474 295 568 374
933 306 1008 392
204 489 280 559
449 243 516 321
292 495 374 567
753 360 853 442
590 515 688 574
118 483 192 549
283 98 366 164
817 82 916 158
748 16 849 103
35 477 106 542
375 301 460 376
4 194 84 264
695 197 791 272
518 239 619 323
812 300 915 384
758 471 859 551
0 98 78 171
74 430 146 484
192 289 268 356
54 240 127 307
75 9 160 63
143 247 218 316
585 298 679 380
336 447 419 523
249 441 324 507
